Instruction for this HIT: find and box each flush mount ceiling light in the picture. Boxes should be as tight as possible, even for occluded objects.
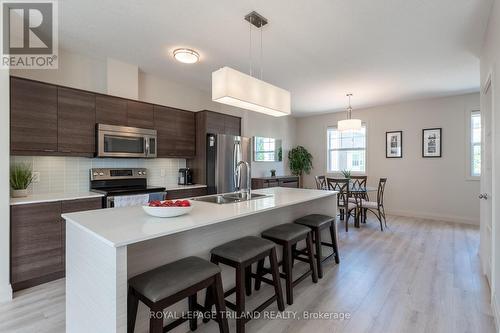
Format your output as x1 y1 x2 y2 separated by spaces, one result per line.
212 11 291 117
338 93 362 131
173 48 200 64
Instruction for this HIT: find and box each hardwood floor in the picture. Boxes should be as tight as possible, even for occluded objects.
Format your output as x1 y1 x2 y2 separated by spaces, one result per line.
0 215 495 333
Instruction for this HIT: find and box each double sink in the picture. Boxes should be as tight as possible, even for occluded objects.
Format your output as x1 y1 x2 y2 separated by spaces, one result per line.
194 192 269 204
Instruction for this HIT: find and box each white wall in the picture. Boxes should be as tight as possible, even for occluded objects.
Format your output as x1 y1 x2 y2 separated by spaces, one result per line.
480 0 500 326
107 58 138 99
11 49 107 93
297 93 481 224
0 68 12 302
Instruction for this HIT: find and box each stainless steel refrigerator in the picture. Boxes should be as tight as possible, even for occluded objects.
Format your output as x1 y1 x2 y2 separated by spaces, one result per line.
206 134 252 194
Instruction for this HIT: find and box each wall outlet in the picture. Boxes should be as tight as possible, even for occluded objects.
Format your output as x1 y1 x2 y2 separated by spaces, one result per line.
32 171 40 183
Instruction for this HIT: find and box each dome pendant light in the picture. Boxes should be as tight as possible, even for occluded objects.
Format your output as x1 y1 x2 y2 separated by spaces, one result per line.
338 93 362 131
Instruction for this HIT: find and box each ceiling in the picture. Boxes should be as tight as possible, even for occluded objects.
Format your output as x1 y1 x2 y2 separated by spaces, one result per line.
59 0 493 116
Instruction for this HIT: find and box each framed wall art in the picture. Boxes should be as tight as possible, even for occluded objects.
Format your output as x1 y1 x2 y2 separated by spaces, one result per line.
422 128 442 157
386 131 403 158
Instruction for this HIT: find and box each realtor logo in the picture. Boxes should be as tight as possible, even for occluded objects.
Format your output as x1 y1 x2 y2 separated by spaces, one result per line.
1 0 58 68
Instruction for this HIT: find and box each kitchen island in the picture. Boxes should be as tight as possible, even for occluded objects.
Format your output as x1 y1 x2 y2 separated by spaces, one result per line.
63 187 337 333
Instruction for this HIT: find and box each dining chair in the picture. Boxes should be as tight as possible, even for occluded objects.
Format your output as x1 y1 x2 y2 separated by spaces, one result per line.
349 176 368 199
361 178 387 231
349 175 368 223
315 176 327 190
327 178 358 232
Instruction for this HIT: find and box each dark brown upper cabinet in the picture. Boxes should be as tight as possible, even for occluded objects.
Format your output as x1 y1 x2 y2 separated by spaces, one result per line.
95 95 127 126
10 77 198 158
127 100 154 129
153 106 195 158
174 109 196 157
224 115 241 136
154 105 178 157
10 77 58 153
57 87 96 156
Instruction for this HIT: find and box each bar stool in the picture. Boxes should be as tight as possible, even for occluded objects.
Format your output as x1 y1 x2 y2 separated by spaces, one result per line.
257 223 318 305
294 214 339 279
127 256 229 333
204 236 284 333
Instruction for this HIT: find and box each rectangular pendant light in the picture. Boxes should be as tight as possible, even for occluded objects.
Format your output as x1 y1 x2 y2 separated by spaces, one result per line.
212 66 291 117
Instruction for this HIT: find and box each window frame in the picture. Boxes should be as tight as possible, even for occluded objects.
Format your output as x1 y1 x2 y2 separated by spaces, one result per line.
326 123 368 176
465 108 481 181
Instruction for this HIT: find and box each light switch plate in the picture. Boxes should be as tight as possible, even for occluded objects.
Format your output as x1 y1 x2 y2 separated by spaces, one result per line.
32 171 40 183
160 169 166 177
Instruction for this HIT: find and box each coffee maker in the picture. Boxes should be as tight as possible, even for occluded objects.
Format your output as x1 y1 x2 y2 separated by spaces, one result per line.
178 168 193 185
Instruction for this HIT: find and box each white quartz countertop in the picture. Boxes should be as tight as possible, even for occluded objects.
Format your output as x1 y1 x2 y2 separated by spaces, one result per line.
62 187 337 248
10 192 105 205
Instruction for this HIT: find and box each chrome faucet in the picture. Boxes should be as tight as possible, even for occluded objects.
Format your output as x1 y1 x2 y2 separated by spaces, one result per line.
236 160 251 199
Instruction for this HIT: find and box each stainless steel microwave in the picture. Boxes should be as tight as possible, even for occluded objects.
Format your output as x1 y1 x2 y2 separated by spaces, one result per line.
96 124 157 158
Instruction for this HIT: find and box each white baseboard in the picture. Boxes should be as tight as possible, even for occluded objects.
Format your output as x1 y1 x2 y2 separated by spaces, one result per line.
0 283 12 303
386 209 479 225
492 292 500 332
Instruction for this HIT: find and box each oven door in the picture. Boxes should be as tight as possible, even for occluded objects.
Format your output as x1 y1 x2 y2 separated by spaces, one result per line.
106 192 165 208
97 125 157 158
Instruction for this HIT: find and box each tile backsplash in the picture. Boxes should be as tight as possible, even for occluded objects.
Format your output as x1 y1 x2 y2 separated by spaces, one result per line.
10 156 186 194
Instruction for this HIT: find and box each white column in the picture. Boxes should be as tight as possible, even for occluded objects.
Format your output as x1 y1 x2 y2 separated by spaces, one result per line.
0 68 13 302
66 222 128 332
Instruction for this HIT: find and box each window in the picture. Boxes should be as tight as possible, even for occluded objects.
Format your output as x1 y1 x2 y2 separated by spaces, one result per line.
254 137 282 162
470 111 481 177
327 125 366 173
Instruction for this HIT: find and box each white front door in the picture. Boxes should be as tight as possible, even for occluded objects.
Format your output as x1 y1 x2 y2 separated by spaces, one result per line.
480 73 493 285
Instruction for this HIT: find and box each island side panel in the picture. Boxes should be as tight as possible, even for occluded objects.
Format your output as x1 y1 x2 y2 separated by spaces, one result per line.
127 194 337 333
66 222 128 333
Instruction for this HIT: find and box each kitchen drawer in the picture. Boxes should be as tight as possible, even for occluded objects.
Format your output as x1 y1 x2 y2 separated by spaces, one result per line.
165 187 207 200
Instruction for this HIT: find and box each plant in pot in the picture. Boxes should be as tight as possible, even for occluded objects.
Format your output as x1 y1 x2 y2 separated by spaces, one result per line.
341 169 352 180
10 163 34 198
288 146 313 188
270 169 277 177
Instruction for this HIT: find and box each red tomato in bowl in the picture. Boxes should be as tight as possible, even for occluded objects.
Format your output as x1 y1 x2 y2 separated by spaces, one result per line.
180 200 191 207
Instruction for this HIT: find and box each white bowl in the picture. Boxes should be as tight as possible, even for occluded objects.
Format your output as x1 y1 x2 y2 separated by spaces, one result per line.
142 204 193 218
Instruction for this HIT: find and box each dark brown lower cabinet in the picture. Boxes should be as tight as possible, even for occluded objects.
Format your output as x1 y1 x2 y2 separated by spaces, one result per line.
165 187 207 200
10 197 102 291
251 176 300 190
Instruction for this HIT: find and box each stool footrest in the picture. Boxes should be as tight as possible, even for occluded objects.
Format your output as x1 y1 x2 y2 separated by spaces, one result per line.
223 287 236 298
163 317 188 332
250 273 274 286
292 270 312 287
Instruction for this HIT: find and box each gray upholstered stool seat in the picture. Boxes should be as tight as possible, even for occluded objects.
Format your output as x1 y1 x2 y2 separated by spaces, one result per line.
211 236 275 263
294 214 334 228
261 223 310 242
129 256 220 302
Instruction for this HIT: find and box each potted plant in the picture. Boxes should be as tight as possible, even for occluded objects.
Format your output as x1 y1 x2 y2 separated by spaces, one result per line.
341 169 352 180
10 163 34 198
270 169 277 177
288 146 313 188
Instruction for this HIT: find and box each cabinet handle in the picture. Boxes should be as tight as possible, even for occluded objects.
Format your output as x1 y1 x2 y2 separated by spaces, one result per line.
43 149 56 152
